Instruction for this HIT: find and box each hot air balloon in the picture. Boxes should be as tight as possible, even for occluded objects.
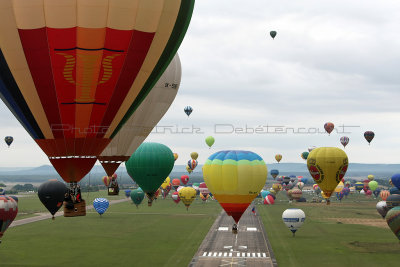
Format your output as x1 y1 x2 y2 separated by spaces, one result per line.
282 209 305 237
264 195 275 205
0 196 18 242
368 174 375 181
172 191 180 204
376 201 389 218
335 182 344 193
172 179 181 191
93 198 109 216
126 143 175 206
178 187 196 210
340 136 349 148
124 190 131 198
203 150 267 225
38 180 68 220
187 159 198 171
324 122 334 135
297 182 305 190
261 190 269 199
184 106 193 117
342 187 350 197
200 193 209 202
308 146 317 152
161 177 171 189
102 176 111 187
181 175 189 185
386 206 400 240
291 189 303 201
390 187 400 195
307 147 348 204
98 53 182 177
354 182 364 192
4 136 13 147
368 181 378 191
301 152 309 160
0 1 194 215
270 31 277 39
186 165 193 174
386 195 400 209
373 188 381 198
275 154 282 163
205 136 215 148
0 188 4 195
364 131 375 145
173 153 179 161
190 152 199 160
199 182 210 199
130 189 145 208
270 169 279 179
391 174 400 190
272 183 282 192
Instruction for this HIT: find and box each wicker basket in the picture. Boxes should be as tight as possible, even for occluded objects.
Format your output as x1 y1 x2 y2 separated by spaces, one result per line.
63 200 86 217
108 186 119 195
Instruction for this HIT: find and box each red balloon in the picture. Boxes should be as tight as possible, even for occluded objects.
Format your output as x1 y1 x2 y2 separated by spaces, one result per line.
181 175 189 185
0 196 18 238
172 179 181 191
172 191 180 204
264 195 275 205
324 122 335 135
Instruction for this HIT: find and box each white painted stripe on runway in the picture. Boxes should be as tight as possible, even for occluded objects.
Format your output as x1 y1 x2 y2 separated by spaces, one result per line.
224 252 227 257
229 253 232 257
242 253 245 257
237 253 240 257
202 252 207 256
252 253 256 257
262 253 267 257
208 252 212 256
213 252 217 257
247 253 250 257
257 253 261 257
218 252 222 257
247 227 257 231
218 227 229 231
200 252 272 258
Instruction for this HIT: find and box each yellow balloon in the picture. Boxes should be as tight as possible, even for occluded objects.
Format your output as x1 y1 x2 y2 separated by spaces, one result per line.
275 154 282 163
203 150 267 223
334 181 344 193
161 177 171 189
178 187 197 210
321 191 329 199
307 147 348 199
272 183 282 192
367 174 374 181
190 152 199 160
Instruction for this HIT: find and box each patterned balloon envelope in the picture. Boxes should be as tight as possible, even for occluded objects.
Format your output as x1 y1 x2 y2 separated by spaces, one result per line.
0 196 18 240
282 209 305 237
93 198 109 215
386 206 400 240
203 150 267 223
0 0 194 183
178 187 196 210
172 191 180 204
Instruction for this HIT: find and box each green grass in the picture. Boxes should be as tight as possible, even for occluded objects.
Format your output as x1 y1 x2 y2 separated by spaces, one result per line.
257 192 400 267
1 197 221 267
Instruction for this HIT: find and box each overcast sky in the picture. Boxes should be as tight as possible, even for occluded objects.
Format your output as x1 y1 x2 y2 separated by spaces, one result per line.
1 0 400 167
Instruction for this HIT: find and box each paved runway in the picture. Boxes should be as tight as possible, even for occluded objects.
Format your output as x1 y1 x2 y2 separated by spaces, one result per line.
189 206 277 267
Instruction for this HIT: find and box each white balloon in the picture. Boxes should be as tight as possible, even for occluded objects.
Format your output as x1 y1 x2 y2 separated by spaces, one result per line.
376 201 389 218
282 209 306 236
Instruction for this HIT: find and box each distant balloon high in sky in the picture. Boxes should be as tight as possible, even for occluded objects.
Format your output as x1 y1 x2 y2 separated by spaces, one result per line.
340 136 349 148
270 31 277 39
364 131 375 145
184 106 193 117
0 0 195 209
301 152 309 160
307 147 348 203
324 122 334 135
275 154 282 163
4 136 13 147
203 150 267 223
205 136 215 148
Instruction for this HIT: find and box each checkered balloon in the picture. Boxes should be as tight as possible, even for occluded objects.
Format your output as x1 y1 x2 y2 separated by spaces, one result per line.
93 198 109 215
0 196 18 238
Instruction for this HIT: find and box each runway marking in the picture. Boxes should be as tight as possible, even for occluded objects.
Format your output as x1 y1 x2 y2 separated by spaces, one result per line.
238 245 247 249
200 252 270 258
218 227 229 231
224 245 232 249
247 227 257 231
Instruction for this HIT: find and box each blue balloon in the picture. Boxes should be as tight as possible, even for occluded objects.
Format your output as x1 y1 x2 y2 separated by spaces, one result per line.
0 187 5 195
125 190 131 198
391 174 400 190
93 198 109 215
301 178 308 184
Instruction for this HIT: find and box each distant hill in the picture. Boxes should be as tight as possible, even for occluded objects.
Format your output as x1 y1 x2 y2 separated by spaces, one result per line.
0 163 398 184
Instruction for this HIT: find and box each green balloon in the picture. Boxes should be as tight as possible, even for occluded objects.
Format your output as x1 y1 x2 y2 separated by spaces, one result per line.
130 189 145 207
205 136 215 148
368 181 378 191
126 143 174 204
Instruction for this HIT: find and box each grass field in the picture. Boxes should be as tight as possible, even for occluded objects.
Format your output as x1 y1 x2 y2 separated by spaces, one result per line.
3 190 400 266
257 191 400 267
1 194 221 267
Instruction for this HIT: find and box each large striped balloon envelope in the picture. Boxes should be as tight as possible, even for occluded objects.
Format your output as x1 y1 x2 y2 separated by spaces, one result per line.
93 198 109 216
203 150 267 223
